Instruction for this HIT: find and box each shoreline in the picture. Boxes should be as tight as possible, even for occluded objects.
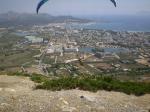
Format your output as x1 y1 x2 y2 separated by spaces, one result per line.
68 22 150 33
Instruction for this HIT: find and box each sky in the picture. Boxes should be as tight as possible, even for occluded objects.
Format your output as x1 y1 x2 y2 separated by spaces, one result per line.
0 0 150 16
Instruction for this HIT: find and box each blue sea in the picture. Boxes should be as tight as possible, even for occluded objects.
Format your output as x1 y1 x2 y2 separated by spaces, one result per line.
72 15 150 32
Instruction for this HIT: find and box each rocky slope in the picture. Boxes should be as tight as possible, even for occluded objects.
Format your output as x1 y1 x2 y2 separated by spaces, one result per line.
0 75 150 112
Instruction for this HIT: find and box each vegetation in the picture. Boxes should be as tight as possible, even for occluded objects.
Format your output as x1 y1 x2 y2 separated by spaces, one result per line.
0 49 40 70
0 32 40 71
30 73 49 83
0 32 25 49
6 72 150 96
36 75 150 96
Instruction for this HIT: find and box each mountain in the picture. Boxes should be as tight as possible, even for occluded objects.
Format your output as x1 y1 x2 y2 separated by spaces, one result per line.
0 11 90 27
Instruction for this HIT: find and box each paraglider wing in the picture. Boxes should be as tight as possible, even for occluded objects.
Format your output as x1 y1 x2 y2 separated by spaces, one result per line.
36 0 117 14
37 0 49 14
110 0 117 7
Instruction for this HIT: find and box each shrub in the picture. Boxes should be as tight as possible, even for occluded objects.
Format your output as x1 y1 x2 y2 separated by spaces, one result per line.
30 73 48 83
35 76 150 96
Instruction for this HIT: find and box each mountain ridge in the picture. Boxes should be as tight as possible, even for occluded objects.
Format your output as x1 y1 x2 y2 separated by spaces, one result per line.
0 11 90 27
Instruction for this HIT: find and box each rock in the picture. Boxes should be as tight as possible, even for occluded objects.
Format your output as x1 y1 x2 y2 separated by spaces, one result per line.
63 100 69 105
1 103 11 106
4 88 16 92
59 97 69 105
80 96 84 99
98 106 105 110
83 95 96 102
61 106 77 112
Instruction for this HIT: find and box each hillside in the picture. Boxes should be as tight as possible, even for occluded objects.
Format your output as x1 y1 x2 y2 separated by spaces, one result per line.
0 12 90 27
0 75 150 112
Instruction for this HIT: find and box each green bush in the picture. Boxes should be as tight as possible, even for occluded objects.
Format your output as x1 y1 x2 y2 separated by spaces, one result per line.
35 76 150 96
30 73 48 83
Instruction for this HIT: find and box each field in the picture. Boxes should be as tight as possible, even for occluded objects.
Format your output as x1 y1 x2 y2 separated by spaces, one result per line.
0 31 40 71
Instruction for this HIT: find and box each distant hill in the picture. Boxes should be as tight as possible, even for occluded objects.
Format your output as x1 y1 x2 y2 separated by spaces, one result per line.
0 11 90 27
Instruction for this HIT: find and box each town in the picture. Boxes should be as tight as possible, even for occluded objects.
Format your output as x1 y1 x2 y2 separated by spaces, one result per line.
0 22 150 80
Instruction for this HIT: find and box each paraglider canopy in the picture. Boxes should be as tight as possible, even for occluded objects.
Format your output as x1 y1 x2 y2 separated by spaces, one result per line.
36 0 117 14
110 0 117 7
37 0 48 14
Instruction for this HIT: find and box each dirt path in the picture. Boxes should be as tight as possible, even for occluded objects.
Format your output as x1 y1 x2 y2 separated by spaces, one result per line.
0 75 150 112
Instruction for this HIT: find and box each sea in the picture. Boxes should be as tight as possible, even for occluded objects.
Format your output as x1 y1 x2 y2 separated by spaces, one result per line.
71 15 150 32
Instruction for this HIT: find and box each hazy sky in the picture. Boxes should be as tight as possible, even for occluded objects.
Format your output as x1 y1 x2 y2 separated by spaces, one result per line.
0 0 150 16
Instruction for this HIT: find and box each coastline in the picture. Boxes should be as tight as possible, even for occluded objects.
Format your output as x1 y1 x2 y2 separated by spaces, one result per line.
69 22 150 32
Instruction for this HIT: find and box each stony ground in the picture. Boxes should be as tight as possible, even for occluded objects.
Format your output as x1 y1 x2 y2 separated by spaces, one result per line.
0 75 150 112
